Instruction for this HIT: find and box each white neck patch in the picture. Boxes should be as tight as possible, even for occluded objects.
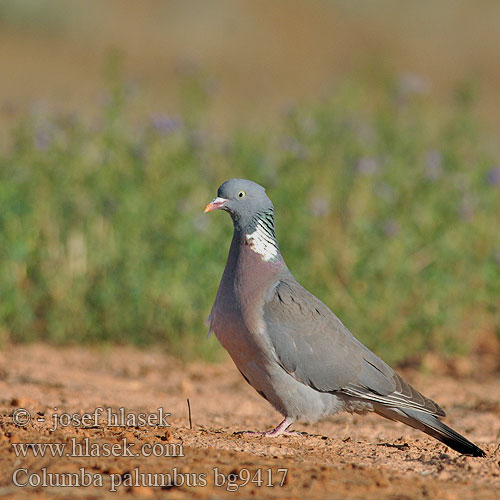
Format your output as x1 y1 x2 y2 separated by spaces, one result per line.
245 220 278 262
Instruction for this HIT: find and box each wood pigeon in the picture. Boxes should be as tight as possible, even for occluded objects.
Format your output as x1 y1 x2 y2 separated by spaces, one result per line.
204 178 485 457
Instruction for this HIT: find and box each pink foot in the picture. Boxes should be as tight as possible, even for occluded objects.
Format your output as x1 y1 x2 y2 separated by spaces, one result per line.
235 418 300 437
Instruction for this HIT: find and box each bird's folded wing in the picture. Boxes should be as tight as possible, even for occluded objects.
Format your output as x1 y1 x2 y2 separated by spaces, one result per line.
263 278 444 416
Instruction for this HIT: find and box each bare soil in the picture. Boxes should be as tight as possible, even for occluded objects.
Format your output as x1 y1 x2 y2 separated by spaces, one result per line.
0 343 499 499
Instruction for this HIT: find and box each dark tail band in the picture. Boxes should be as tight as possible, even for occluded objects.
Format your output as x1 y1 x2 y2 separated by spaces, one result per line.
374 406 486 457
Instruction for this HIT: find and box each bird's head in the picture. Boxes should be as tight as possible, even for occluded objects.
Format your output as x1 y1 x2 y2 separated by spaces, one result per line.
205 179 280 261
204 179 274 231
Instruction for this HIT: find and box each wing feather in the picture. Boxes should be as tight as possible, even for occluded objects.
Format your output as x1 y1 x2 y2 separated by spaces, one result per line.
263 277 444 416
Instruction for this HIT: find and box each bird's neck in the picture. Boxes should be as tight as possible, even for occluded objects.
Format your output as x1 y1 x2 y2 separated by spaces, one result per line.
220 220 284 290
232 211 281 263
212 224 285 338
226 225 285 296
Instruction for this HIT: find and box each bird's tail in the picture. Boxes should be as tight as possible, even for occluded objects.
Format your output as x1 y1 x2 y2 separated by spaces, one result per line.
374 405 485 457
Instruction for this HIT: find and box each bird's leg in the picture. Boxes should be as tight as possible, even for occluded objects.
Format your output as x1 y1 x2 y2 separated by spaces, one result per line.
264 417 296 436
235 417 301 437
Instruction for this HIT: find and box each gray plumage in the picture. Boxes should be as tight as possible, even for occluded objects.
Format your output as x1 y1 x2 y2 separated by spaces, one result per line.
205 178 485 457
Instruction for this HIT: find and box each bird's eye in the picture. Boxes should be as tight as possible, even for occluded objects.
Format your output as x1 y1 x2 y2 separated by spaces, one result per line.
238 191 246 198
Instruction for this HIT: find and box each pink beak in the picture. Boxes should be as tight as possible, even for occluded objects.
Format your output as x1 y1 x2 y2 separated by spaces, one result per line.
204 197 229 213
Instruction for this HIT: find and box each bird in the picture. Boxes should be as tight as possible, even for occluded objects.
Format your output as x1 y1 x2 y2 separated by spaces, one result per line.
204 178 485 457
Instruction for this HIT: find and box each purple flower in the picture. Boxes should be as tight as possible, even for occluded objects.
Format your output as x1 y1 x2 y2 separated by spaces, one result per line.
280 137 308 160
494 251 500 267
424 150 442 180
383 219 400 237
398 73 431 97
354 121 375 146
459 198 476 221
356 157 379 176
299 115 318 136
193 214 209 232
150 114 183 134
34 126 52 151
486 167 500 186
374 182 395 202
309 197 330 217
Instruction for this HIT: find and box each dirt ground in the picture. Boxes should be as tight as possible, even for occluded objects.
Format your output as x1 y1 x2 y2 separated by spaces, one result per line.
0 344 498 499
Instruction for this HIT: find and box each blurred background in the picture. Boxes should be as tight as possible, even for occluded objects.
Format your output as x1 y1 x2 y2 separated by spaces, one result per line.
0 0 499 368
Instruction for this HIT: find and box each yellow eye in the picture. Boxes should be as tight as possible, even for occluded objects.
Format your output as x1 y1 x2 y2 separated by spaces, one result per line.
237 190 246 198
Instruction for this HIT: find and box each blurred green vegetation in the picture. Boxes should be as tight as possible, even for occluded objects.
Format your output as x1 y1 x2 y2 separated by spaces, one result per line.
0 71 499 364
